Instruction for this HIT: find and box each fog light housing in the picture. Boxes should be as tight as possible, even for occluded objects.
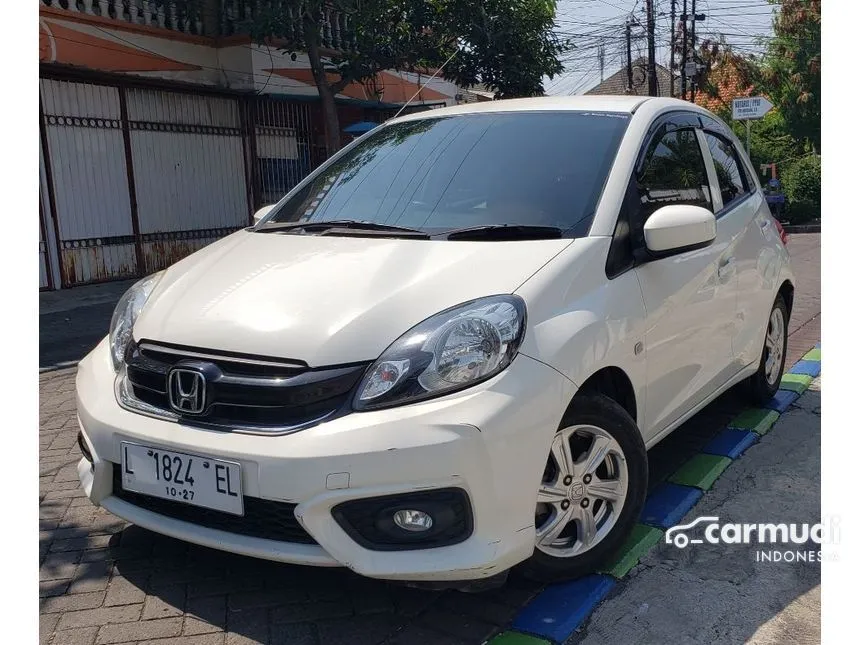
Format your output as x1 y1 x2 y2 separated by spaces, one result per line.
332 488 473 551
393 509 434 532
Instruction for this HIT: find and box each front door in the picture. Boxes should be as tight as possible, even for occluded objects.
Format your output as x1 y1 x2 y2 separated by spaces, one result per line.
633 126 738 438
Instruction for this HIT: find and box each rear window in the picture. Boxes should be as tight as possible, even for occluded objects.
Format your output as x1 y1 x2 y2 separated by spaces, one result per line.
266 111 630 236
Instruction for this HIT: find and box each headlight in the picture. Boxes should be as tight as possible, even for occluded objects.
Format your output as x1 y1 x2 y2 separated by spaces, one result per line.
354 295 526 410
108 273 163 371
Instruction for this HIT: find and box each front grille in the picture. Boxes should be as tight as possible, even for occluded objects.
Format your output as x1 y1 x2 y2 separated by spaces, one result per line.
111 465 316 544
123 340 369 430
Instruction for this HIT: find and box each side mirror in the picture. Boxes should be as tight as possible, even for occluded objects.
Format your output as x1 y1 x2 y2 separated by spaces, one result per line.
253 204 276 224
643 205 716 256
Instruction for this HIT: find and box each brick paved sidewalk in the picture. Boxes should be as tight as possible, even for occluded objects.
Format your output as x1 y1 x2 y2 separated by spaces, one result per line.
39 235 820 645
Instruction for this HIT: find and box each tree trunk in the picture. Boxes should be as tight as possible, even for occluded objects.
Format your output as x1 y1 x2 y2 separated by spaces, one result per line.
303 15 342 158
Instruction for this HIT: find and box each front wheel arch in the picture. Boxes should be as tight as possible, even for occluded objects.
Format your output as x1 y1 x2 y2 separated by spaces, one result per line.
571 365 638 425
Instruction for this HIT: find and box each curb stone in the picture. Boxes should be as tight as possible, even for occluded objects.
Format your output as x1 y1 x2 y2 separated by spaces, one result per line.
492 344 821 644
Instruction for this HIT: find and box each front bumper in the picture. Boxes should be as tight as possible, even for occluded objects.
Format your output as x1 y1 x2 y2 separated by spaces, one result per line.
76 338 576 581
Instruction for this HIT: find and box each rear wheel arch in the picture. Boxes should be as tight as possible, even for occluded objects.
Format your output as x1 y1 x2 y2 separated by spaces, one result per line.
778 280 794 319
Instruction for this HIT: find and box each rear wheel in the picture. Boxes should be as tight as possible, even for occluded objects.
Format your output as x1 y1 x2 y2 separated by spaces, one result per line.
518 394 647 583
746 295 788 404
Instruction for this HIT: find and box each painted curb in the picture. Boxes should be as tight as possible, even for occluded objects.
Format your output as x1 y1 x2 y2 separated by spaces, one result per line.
728 408 780 435
640 483 704 529
487 632 552 645
511 574 616 642
789 360 821 377
803 348 821 361
765 389 800 413
500 346 820 645
780 373 814 393
598 523 664 578
668 454 732 490
701 428 759 459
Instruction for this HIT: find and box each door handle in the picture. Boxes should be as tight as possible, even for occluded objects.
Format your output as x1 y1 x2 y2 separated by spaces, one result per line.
760 219 771 231
718 256 735 280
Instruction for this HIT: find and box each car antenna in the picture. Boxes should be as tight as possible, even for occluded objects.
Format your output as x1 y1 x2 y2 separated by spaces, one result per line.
392 47 460 120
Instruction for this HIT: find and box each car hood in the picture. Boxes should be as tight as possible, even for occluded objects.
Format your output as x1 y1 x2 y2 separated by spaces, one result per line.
134 230 573 366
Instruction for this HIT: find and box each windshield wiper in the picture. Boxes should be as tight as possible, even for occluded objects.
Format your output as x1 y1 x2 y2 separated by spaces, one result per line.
256 219 430 238
438 224 566 241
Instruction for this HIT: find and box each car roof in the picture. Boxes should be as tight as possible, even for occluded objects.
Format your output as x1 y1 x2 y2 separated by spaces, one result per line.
391 95 707 123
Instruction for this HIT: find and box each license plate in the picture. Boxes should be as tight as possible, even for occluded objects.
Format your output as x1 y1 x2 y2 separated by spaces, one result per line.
120 442 244 516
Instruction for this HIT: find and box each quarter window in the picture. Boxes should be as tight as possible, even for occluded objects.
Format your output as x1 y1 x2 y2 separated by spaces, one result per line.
637 128 712 220
704 133 749 210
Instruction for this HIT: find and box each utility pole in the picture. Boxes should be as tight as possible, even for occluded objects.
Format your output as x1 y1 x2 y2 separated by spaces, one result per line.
625 20 634 93
598 44 605 83
670 0 676 97
681 0 688 100
646 0 657 96
690 0 698 102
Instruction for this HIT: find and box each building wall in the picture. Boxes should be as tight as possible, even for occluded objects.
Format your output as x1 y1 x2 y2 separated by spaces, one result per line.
38 4 460 288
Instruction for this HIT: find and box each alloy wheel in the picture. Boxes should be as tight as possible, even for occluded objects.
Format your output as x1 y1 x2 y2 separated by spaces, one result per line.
534 424 629 558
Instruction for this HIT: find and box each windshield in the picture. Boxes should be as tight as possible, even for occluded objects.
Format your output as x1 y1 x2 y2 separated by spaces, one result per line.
264 111 630 237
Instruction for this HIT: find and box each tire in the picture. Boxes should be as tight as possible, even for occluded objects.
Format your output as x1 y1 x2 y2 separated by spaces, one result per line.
746 295 789 405
517 393 648 583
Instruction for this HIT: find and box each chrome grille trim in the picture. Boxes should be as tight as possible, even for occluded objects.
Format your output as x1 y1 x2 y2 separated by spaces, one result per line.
116 342 367 436
115 366 338 436
137 341 309 371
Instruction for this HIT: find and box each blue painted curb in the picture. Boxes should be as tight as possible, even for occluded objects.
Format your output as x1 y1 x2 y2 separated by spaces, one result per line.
789 360 821 377
511 574 616 642
701 428 759 459
640 482 704 529
765 389 800 413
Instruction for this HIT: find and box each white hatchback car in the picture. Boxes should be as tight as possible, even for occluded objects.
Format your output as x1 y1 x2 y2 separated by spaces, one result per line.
76 96 793 587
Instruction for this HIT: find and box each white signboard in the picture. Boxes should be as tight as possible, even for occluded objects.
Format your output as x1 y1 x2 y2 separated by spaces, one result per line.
732 96 774 121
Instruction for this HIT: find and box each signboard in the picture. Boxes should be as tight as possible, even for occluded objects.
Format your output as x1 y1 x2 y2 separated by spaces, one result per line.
732 96 773 121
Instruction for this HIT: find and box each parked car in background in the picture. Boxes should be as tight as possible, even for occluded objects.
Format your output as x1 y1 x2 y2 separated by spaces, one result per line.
75 96 793 587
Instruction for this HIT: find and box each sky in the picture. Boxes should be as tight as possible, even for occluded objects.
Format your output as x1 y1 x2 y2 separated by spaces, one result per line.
545 0 780 96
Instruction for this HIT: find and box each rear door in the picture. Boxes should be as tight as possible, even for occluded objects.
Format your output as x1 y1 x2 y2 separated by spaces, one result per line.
701 130 779 370
632 122 739 437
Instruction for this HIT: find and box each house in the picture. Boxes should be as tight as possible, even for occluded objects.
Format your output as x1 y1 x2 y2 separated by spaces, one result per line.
38 1 464 289
585 57 675 97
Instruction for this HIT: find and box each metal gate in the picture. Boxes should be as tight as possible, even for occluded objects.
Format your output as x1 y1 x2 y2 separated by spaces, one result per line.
39 77 315 288
252 98 313 208
40 79 138 286
39 194 50 290
125 87 250 274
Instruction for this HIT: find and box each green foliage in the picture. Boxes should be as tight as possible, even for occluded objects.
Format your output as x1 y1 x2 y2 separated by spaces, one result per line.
781 154 820 223
242 1 567 153
713 107 800 175
758 0 820 151
425 0 567 98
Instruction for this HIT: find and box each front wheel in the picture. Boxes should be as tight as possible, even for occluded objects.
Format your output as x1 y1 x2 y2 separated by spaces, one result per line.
517 394 647 583
746 295 789 404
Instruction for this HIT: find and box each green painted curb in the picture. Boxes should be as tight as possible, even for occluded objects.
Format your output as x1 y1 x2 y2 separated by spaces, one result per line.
803 348 821 361
487 632 552 645
599 523 664 578
780 373 814 393
668 454 732 490
729 408 780 435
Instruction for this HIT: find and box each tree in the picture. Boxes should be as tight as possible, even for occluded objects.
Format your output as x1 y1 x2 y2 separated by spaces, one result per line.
243 1 567 156
759 0 820 152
